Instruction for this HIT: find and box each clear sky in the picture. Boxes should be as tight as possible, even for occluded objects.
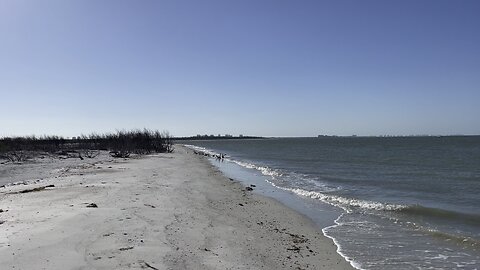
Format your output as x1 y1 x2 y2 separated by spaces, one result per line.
1 0 479 137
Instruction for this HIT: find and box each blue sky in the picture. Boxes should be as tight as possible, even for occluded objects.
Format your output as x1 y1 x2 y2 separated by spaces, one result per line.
1 0 479 137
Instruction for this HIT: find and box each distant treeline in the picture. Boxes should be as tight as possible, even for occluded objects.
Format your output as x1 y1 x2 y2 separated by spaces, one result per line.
0 129 173 161
174 135 263 141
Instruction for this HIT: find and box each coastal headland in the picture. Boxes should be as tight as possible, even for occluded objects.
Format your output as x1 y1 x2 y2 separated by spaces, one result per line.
0 145 353 269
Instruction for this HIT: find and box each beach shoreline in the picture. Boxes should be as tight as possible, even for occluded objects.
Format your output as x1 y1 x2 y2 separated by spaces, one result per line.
0 145 353 269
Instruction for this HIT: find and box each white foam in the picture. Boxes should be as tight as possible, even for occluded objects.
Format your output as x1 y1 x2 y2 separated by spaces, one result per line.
322 214 366 270
184 144 221 157
223 152 407 212
229 159 282 177
289 188 407 212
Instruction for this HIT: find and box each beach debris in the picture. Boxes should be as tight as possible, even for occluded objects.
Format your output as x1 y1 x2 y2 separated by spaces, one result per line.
250 184 256 187
144 204 156 208
238 203 244 206
245 186 254 191
289 233 308 244
1 151 31 163
140 261 160 270
83 150 100 159
287 245 301 252
12 184 55 194
119 246 134 251
110 151 131 158
0 220 5 225
86 203 98 208
202 248 219 256
22 187 45 193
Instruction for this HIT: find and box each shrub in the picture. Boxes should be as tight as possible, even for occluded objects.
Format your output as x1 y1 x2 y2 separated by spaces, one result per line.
0 129 173 160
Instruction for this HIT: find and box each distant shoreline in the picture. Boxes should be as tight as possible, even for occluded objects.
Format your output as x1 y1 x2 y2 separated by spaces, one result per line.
175 135 480 141
173 135 264 141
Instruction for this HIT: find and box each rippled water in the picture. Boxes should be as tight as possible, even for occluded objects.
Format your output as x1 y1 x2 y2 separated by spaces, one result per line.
183 137 480 269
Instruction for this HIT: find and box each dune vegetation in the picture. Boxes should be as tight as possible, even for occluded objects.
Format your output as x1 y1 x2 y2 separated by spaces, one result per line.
0 129 173 162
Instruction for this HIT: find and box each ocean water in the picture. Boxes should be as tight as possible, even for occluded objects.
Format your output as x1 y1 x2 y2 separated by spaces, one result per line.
183 137 480 270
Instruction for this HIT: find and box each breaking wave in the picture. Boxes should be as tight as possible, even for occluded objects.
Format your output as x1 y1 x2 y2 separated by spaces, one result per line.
185 144 479 225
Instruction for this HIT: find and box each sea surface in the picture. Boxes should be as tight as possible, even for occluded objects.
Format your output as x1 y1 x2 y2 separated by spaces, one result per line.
183 137 480 270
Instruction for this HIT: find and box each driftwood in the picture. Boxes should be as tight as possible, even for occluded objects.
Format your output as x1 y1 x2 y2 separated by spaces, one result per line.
10 184 55 194
109 151 130 158
0 151 31 162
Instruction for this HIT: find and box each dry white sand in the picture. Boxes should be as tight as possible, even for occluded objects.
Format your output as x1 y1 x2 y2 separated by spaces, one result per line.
0 146 353 269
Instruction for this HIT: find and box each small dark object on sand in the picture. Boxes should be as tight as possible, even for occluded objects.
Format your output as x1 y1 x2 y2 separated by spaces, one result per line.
245 186 254 191
119 246 134 251
19 187 46 193
16 185 54 194
143 261 159 270
250 184 256 187
110 151 131 158
86 203 98 208
287 245 301 252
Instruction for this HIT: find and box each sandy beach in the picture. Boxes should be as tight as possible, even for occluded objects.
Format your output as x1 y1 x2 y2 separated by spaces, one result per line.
0 145 353 270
